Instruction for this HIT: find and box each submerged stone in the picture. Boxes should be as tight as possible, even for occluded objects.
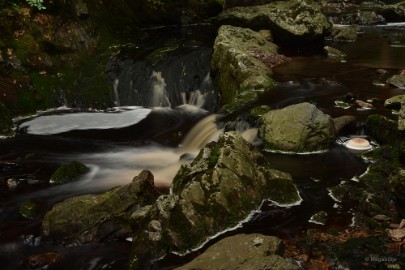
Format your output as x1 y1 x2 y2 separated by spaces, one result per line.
50 161 89 184
259 102 336 153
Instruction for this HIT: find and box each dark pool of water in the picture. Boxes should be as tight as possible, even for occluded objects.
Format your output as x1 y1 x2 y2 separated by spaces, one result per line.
1 24 405 269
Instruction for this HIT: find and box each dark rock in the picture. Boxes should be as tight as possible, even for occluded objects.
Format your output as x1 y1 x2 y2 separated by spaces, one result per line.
176 234 302 270
20 200 41 220
333 115 356 134
365 114 401 143
259 102 336 153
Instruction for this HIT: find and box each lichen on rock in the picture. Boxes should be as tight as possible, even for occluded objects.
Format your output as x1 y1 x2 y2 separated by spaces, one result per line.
42 170 160 245
258 102 336 153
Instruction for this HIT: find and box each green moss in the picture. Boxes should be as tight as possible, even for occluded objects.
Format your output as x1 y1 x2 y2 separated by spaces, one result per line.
365 114 401 144
207 142 221 168
20 199 41 219
147 44 179 66
264 177 301 205
50 160 89 184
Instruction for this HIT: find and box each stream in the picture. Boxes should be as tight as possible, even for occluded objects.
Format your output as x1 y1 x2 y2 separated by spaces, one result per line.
1 23 405 269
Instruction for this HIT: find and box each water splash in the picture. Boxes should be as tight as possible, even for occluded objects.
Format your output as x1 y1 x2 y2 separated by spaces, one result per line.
113 78 120 106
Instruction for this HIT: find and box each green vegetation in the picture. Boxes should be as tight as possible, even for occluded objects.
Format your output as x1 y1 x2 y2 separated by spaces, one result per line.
26 0 45 10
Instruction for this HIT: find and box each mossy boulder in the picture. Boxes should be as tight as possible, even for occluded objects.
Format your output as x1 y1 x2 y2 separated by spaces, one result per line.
211 25 279 108
42 170 160 245
384 94 405 131
129 132 301 269
258 102 336 153
365 114 402 143
50 161 89 184
176 233 302 270
215 0 332 46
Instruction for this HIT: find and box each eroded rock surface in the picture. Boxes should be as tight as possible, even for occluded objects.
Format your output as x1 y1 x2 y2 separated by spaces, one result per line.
129 132 302 269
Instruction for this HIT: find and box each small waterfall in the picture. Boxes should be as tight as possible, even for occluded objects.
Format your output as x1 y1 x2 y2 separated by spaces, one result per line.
180 90 206 108
178 114 223 152
113 78 120 106
150 71 171 107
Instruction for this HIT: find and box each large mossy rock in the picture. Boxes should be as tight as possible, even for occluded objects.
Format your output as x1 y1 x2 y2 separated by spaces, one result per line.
384 95 405 131
215 0 332 46
42 170 160 244
211 25 279 108
129 132 302 269
258 102 336 153
176 233 302 270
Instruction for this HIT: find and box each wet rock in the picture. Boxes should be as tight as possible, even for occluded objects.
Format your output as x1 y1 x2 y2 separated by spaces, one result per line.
215 0 331 46
387 71 405 89
356 10 386 25
129 132 301 269
324 46 346 62
331 25 358 42
50 160 89 184
378 1 405 22
384 95 405 131
176 234 302 270
309 211 328 226
258 102 336 153
42 170 160 245
211 25 278 108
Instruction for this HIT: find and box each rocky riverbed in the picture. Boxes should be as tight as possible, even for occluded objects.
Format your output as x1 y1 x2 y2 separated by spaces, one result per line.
1 1 405 269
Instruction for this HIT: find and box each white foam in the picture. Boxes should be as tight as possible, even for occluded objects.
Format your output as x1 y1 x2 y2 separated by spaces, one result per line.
18 107 152 135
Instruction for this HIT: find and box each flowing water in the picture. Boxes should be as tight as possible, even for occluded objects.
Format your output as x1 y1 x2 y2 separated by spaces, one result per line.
1 24 405 269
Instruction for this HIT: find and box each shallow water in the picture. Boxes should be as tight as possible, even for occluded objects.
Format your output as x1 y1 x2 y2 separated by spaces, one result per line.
1 24 405 269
